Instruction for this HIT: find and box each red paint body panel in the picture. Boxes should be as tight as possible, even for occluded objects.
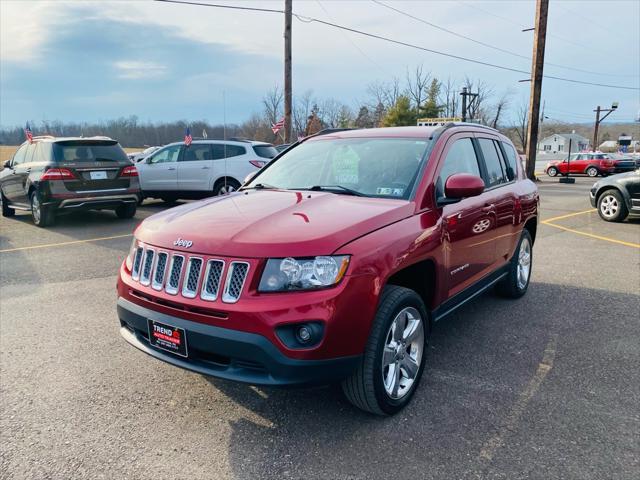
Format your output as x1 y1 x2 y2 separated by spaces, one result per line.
118 125 538 362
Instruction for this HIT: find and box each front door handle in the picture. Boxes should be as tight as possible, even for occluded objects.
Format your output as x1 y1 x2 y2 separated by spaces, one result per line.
481 203 495 213
167 167 176 171
201 166 210 169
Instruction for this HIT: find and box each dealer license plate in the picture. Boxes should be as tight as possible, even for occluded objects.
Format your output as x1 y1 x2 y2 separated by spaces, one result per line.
147 320 188 357
89 171 108 180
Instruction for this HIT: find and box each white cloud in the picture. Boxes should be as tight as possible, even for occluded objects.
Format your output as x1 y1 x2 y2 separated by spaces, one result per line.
114 61 167 79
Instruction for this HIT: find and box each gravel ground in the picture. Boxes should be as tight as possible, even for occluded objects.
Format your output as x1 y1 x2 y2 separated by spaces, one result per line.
1 178 638 480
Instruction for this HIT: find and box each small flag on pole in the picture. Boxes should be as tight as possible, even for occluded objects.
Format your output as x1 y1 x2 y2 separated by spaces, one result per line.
202 129 208 139
184 127 192 146
25 122 33 143
271 117 285 135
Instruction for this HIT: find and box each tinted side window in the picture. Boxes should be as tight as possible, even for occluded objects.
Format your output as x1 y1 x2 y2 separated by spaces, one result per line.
478 138 506 187
500 142 518 181
438 138 481 198
150 145 181 164
253 145 277 159
12 145 29 165
212 144 246 159
182 144 212 162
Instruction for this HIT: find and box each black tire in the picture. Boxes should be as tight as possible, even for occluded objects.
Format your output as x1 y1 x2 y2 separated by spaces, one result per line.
213 178 241 196
115 203 137 219
586 166 599 177
160 196 177 204
597 189 628 222
30 191 54 227
496 229 533 298
547 167 558 177
137 192 144 205
1 192 15 217
341 285 429 415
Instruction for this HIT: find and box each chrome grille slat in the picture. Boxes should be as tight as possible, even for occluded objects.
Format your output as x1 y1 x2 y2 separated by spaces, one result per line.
201 260 225 301
140 248 155 286
131 246 144 281
165 255 185 295
182 257 203 298
222 261 249 303
152 252 168 291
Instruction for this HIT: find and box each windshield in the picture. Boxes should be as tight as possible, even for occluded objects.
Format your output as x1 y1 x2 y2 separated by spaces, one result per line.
52 141 128 163
245 137 430 199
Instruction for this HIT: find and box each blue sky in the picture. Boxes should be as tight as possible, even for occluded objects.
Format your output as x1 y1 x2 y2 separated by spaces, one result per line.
1 0 639 128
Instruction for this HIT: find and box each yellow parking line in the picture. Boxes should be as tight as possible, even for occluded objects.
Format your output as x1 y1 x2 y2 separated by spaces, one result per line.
543 222 640 249
542 208 595 223
0 233 133 253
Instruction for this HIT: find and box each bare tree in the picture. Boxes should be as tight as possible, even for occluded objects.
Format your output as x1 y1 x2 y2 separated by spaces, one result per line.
292 90 315 137
405 65 431 111
262 85 284 126
463 77 493 122
487 90 512 128
367 76 401 110
318 98 343 128
512 101 529 152
440 77 459 118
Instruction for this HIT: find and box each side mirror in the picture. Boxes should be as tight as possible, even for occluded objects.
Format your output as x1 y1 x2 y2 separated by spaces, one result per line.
3 160 11 169
244 172 257 184
440 173 485 204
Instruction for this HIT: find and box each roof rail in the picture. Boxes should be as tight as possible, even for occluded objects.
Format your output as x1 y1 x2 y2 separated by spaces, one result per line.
31 135 56 140
227 137 251 143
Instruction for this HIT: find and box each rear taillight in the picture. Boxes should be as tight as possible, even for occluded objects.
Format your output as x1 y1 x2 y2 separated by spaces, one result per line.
41 168 76 181
120 165 138 177
249 160 266 168
603 160 614 166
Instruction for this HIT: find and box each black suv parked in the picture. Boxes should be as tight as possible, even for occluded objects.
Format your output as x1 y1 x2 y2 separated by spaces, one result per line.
0 136 140 227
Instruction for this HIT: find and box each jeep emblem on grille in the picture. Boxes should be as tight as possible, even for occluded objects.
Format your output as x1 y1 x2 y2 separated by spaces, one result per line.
173 238 193 248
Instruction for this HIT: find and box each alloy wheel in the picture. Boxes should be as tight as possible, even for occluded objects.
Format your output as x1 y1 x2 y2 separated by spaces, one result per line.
382 307 424 400
599 195 618 218
517 237 531 290
31 195 41 224
587 168 598 177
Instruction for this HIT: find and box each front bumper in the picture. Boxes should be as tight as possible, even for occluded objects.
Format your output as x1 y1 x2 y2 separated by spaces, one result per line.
118 297 361 386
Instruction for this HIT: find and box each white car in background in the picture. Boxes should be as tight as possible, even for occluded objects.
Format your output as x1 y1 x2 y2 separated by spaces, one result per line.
128 146 161 163
136 139 277 201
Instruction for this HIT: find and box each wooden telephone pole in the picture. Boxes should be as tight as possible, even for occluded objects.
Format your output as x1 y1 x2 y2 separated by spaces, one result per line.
524 0 548 180
284 0 292 143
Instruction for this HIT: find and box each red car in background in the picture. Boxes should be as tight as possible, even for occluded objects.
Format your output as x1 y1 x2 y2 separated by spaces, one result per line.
546 152 637 177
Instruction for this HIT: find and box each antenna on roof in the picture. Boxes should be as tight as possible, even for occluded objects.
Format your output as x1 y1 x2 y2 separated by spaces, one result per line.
223 90 227 194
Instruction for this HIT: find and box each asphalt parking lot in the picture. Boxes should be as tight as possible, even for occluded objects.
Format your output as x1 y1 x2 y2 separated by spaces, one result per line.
1 178 639 480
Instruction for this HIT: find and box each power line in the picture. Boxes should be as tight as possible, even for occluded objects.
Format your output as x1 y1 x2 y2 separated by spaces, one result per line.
455 0 628 61
372 0 638 78
154 0 640 91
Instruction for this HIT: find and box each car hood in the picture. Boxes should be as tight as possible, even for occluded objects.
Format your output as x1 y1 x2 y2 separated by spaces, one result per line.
136 190 414 258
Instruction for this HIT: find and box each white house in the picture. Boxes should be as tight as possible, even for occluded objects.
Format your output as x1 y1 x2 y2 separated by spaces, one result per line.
538 133 590 154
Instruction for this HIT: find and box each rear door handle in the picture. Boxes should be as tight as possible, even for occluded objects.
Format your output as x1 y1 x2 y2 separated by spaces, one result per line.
167 167 176 171
201 166 210 169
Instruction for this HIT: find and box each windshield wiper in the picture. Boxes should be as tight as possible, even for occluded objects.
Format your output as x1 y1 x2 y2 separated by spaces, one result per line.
305 185 365 197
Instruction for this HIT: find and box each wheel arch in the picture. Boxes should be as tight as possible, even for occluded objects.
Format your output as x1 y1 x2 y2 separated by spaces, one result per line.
595 185 631 208
384 259 437 319
211 175 241 191
584 164 600 174
523 216 537 245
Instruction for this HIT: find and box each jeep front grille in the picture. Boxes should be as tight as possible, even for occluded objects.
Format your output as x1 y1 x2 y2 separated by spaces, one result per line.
132 246 144 281
152 252 168 291
165 255 185 295
222 262 249 304
182 257 203 298
201 260 225 301
140 249 155 286
129 244 248 303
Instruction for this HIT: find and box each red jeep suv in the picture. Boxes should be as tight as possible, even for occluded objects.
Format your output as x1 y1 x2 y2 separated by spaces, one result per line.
117 125 539 415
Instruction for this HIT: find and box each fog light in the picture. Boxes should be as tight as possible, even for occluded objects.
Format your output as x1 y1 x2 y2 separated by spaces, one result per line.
296 325 312 344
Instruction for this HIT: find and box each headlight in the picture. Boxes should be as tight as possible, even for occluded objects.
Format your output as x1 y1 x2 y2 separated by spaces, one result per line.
259 256 350 292
125 237 137 271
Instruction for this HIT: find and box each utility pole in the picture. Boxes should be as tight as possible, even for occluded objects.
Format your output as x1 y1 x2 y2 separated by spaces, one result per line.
593 102 618 151
524 0 548 181
284 0 292 143
460 87 478 122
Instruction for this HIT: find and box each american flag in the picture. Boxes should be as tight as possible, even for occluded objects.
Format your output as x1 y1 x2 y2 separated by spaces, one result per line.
271 117 285 135
25 122 33 143
184 127 192 146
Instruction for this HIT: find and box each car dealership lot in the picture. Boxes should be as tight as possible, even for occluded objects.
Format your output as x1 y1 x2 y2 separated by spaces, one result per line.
1 180 638 479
